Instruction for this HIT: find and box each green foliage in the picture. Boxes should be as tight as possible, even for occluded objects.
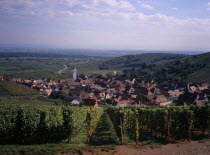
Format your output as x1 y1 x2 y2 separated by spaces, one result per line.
99 53 186 70
107 106 207 142
0 104 103 144
90 112 119 145
0 52 112 80
62 106 88 143
0 96 63 106
89 107 104 137
51 91 68 100
189 105 210 130
0 81 38 96
0 143 88 155
120 52 210 83
121 60 206 84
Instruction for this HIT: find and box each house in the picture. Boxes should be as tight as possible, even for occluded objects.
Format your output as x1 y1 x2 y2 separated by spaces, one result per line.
106 88 116 94
131 95 137 100
80 79 91 85
97 92 106 101
146 95 168 105
135 87 153 96
68 82 80 87
42 89 53 96
83 97 98 107
115 99 134 107
0 76 4 81
71 99 80 106
126 86 135 94
90 84 100 90
194 93 208 106
164 89 182 101
160 101 173 106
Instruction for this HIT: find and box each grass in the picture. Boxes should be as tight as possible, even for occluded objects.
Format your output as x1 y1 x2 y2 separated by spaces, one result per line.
0 96 62 106
0 57 117 80
0 81 38 96
0 143 90 155
64 61 120 77
90 112 119 145
0 86 10 97
192 132 209 143
0 58 66 80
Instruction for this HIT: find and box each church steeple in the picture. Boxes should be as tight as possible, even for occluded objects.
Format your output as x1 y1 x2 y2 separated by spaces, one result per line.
73 67 77 81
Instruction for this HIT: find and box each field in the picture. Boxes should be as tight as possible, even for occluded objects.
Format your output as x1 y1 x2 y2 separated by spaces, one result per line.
65 61 120 77
0 57 115 80
0 81 38 96
0 96 62 106
0 58 65 80
98 53 187 69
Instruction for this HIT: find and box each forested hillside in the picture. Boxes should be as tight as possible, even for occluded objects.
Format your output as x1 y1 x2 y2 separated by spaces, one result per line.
120 52 210 83
99 53 187 69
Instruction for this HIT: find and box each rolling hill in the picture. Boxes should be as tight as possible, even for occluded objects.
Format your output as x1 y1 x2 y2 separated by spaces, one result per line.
0 80 39 96
186 52 210 83
119 52 210 83
98 53 187 70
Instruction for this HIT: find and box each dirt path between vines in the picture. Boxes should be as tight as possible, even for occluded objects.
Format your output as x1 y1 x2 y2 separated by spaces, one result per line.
82 140 210 155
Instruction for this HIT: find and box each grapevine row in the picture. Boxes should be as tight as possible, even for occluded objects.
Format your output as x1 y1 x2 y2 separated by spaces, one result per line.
107 106 209 144
0 104 103 144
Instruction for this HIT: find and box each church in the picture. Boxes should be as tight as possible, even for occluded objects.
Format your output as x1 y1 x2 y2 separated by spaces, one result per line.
73 67 77 81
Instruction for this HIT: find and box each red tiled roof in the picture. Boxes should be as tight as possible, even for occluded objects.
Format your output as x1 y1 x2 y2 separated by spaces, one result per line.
90 84 100 89
68 82 80 86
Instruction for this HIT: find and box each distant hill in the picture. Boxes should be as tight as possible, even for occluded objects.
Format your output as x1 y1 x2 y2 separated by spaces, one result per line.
0 81 38 96
185 52 210 83
98 53 187 69
120 52 210 84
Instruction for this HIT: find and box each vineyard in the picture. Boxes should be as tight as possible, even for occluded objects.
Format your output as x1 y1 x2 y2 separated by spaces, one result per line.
107 106 210 144
0 104 209 145
0 104 103 144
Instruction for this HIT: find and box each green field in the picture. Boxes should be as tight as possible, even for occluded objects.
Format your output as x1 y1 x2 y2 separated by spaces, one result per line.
0 58 66 80
0 143 89 155
98 53 187 69
64 61 120 77
0 81 38 96
0 57 115 80
0 86 10 96
0 96 62 106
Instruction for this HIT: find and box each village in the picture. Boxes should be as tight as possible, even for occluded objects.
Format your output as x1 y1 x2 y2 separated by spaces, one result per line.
1 67 209 107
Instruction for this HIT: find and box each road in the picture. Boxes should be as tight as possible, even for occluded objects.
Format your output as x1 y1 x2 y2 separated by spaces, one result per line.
58 64 68 75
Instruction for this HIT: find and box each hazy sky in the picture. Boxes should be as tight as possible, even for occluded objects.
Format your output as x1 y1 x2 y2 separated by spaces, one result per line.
0 0 210 51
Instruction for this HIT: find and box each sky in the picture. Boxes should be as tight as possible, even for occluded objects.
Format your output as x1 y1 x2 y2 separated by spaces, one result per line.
0 0 210 51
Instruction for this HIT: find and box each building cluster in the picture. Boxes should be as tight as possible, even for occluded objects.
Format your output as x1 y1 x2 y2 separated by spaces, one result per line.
2 67 210 107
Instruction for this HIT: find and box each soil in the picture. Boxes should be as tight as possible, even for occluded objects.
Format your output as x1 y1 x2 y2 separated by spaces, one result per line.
82 140 210 155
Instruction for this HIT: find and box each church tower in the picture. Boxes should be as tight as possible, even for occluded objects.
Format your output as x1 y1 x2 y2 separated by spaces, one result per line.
73 67 77 81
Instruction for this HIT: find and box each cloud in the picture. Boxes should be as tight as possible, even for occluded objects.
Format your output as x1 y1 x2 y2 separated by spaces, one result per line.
141 4 154 10
137 1 142 4
0 0 210 50
60 0 135 11
0 0 136 19
172 7 178 10
208 2 210 10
